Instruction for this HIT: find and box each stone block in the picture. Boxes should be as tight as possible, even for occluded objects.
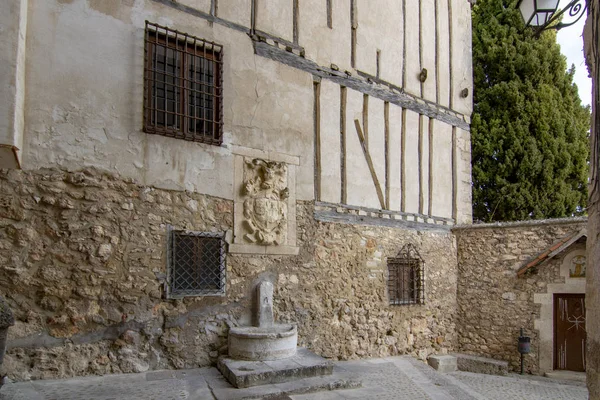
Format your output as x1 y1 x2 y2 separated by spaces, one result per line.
427 355 457 373
217 348 333 388
452 353 508 376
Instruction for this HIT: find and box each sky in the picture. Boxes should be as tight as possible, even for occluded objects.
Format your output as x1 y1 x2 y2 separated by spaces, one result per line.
555 2 592 107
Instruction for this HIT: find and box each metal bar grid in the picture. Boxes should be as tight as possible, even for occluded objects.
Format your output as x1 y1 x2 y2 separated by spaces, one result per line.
144 21 224 145
387 244 425 305
166 226 226 298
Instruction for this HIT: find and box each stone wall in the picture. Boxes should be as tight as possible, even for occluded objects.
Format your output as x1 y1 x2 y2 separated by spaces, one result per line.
0 168 458 381
454 219 586 374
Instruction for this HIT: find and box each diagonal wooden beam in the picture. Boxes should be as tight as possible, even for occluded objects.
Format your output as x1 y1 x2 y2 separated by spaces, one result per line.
354 119 386 209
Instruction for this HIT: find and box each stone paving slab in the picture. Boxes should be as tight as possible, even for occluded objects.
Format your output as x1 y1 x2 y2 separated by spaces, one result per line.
0 355 590 400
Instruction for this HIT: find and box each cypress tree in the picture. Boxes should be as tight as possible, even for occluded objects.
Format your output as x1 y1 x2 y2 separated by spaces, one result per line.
471 0 590 222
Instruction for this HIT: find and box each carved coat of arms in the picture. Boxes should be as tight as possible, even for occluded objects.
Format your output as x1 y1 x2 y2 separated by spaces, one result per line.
242 159 288 245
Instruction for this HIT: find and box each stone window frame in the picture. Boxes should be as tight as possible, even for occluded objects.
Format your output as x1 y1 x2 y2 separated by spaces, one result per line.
387 244 425 305
143 21 224 145
166 225 226 299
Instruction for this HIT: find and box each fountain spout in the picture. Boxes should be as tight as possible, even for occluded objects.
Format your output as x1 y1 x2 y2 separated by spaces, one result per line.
255 280 274 328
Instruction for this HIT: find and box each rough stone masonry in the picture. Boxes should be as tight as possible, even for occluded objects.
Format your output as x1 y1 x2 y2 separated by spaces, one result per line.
0 168 458 381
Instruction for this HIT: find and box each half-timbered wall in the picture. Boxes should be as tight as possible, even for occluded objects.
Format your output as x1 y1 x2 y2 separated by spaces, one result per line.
0 0 473 381
3 0 473 226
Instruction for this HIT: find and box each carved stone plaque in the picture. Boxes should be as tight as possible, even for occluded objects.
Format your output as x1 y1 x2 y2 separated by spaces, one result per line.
241 158 288 245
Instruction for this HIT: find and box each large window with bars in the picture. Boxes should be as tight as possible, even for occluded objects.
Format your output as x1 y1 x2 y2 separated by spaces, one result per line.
144 21 223 145
387 244 425 305
167 227 226 298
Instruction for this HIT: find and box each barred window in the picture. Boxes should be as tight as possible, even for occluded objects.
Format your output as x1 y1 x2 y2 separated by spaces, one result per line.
387 244 424 305
144 21 223 145
167 227 226 298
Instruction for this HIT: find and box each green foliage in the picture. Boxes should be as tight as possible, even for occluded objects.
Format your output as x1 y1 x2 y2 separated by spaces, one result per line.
471 0 590 222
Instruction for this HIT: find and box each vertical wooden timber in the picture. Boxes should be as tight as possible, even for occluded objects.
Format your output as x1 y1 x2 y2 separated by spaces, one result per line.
341 86 348 204
327 0 333 28
428 118 434 217
314 81 322 201
363 94 369 148
402 0 407 89
401 108 407 212
376 49 381 79
351 0 357 68
419 0 424 98
447 0 453 108
434 0 440 104
451 126 457 221
251 0 257 34
293 0 299 44
418 114 424 214
384 102 390 210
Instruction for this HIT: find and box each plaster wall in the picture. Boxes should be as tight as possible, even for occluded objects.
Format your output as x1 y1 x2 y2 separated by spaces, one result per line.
299 0 352 72
421 0 437 103
431 121 453 219
22 0 315 201
455 128 472 224
437 0 451 108
388 105 402 211
9 0 472 223
403 3 421 97
255 0 294 42
450 0 473 115
421 118 431 216
318 80 342 204
217 0 251 28
404 110 421 214
0 0 27 168
355 0 403 84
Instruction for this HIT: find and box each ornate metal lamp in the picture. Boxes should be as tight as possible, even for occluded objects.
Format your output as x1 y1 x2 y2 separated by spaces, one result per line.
517 0 587 32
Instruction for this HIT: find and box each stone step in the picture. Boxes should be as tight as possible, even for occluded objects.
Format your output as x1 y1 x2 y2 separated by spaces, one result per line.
217 348 334 388
427 354 458 373
210 367 361 400
451 353 509 376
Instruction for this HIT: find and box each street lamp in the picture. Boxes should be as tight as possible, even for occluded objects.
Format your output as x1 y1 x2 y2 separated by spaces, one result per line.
517 0 587 32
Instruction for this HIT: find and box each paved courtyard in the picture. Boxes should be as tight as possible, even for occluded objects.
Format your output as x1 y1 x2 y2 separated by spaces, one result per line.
0 356 588 400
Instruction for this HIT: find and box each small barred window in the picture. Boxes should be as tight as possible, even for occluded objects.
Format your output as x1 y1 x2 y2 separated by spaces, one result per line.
167 227 226 298
387 244 424 305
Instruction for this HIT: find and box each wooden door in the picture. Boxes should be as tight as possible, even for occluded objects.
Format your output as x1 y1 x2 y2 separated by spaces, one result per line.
554 294 586 371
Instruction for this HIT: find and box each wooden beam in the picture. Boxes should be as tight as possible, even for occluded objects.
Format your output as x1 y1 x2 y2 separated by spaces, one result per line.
428 118 434 217
341 87 348 204
252 40 471 131
385 102 390 210
401 108 407 211
354 119 386 209
314 81 322 201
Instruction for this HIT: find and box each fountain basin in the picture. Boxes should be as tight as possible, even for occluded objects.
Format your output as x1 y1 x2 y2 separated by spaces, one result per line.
228 323 297 360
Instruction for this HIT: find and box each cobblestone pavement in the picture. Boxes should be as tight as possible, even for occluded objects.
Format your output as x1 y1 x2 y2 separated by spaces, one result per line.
0 356 588 400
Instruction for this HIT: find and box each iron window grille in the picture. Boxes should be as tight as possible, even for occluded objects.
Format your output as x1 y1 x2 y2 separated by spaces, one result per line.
144 21 224 145
387 244 425 305
166 226 226 298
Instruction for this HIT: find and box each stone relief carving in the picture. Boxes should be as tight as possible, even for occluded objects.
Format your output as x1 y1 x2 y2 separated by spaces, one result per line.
242 158 288 245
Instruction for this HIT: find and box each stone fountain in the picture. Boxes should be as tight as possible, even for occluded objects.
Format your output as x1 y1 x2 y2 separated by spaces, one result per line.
217 280 338 389
228 281 298 360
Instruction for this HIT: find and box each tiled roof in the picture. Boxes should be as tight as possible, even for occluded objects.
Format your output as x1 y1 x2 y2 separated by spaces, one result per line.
516 229 587 277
